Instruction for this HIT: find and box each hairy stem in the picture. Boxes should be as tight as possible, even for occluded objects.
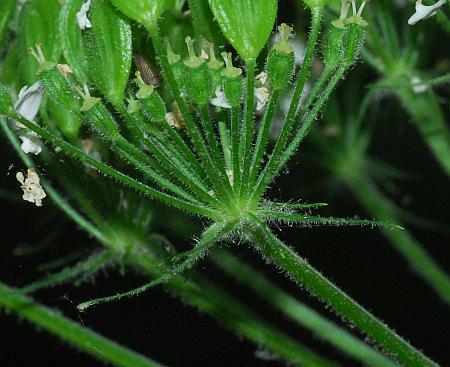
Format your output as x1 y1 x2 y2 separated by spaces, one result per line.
246 215 437 367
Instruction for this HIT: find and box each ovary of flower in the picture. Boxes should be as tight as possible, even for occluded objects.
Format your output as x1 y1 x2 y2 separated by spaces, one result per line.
255 87 270 111
14 81 43 123
256 71 268 85
16 168 46 207
76 0 92 30
19 131 43 155
408 0 447 25
210 87 232 109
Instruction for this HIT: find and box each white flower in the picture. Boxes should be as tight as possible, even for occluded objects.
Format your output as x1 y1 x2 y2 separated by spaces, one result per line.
210 86 231 109
256 71 268 85
16 168 46 207
408 0 447 25
254 87 270 111
19 131 43 155
226 170 234 186
76 0 92 30
14 81 43 123
410 76 428 93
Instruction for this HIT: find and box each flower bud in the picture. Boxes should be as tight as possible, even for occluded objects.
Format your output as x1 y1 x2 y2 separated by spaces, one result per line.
221 52 243 108
266 24 295 90
182 37 214 105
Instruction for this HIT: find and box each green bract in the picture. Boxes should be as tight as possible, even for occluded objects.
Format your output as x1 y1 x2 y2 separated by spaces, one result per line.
18 0 61 84
208 0 277 60
110 0 175 26
83 0 132 107
0 83 13 114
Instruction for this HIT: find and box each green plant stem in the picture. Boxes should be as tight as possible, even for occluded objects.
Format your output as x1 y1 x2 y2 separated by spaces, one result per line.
128 249 336 367
146 21 234 202
245 214 437 367
2 114 219 219
249 88 281 186
230 106 241 193
211 249 398 367
1 118 108 243
0 281 165 367
346 173 450 304
199 104 231 192
394 87 450 181
250 7 322 202
239 58 256 199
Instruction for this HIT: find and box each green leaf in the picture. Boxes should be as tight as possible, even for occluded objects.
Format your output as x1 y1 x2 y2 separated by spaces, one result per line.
0 0 16 47
208 0 277 60
18 0 61 84
84 0 132 106
110 0 175 26
59 0 89 83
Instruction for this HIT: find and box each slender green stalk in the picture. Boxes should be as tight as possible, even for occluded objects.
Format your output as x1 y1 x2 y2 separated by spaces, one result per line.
129 249 336 367
199 104 232 192
252 65 345 204
245 214 437 367
346 174 450 303
17 251 112 295
1 119 108 243
394 87 450 180
250 7 323 202
239 58 256 199
230 106 241 192
1 115 219 219
218 121 232 171
212 249 398 367
249 88 281 186
77 220 238 310
0 282 165 367
146 21 234 201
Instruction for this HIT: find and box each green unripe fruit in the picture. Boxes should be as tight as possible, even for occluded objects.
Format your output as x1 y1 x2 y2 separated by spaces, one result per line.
182 37 214 105
321 26 345 66
141 92 167 123
41 67 81 114
267 24 295 90
341 23 365 67
266 50 295 90
49 101 82 142
223 76 243 108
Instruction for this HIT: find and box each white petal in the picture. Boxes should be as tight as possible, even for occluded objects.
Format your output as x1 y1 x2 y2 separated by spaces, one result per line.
210 87 232 109
254 87 269 111
411 76 428 93
408 0 447 25
76 0 92 30
14 81 43 121
19 132 43 155
16 168 46 207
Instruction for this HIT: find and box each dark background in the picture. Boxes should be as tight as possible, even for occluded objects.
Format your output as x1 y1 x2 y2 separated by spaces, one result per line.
1 1 449 366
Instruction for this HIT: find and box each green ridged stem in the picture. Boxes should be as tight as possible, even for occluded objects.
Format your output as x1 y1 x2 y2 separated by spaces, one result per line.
212 249 398 367
246 214 438 367
0 282 165 367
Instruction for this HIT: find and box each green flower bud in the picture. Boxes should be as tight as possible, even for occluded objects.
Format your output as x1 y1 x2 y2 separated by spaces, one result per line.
29 44 80 114
205 42 224 92
77 85 119 140
321 26 345 66
182 37 213 105
220 52 243 107
266 24 295 90
341 22 365 67
140 92 167 123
